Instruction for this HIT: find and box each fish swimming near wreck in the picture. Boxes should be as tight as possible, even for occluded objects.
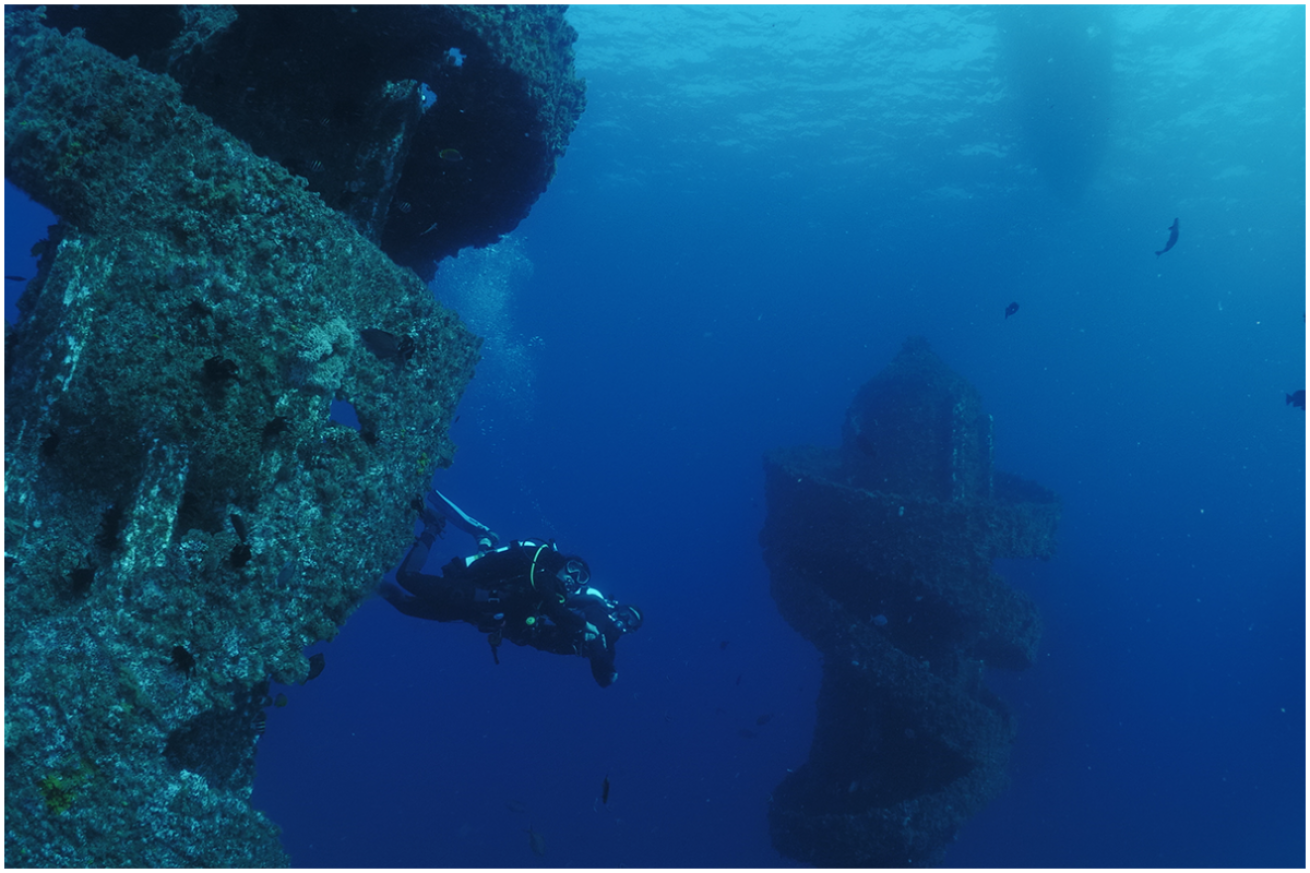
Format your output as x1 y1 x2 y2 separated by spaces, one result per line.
1155 218 1179 257
305 652 326 682
1004 301 1019 319
526 826 546 857
1286 389 1305 410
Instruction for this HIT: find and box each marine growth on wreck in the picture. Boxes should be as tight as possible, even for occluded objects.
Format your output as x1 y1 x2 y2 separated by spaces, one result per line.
3 6 583 866
760 336 1060 868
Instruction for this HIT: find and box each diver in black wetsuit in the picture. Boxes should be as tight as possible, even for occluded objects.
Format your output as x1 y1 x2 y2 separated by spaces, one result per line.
379 490 643 687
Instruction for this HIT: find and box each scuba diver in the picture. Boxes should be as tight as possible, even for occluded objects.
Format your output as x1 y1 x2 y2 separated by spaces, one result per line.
378 490 643 687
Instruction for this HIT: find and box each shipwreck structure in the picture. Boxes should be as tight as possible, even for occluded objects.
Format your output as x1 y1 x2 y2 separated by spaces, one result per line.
20 5 585 280
761 337 1060 867
3 7 582 866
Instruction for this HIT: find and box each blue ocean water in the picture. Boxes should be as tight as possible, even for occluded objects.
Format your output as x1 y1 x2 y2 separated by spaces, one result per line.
5 5 1304 867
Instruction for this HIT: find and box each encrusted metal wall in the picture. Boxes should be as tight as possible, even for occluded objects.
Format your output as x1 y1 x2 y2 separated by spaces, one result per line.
2 10 494 866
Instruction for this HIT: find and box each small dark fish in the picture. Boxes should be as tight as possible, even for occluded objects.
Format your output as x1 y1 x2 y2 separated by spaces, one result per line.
756 713 774 726
305 652 326 682
719 640 730 650
601 774 610 805
252 712 267 734
1287 390 1305 410
360 328 416 363
262 416 290 441
439 148 463 163
1004 301 1019 319
526 826 546 857
394 200 412 213
202 355 240 384
1155 218 1179 257
360 328 401 357
273 693 288 708
40 430 60 459
5 275 27 282
738 728 757 739
230 513 248 543
308 159 324 173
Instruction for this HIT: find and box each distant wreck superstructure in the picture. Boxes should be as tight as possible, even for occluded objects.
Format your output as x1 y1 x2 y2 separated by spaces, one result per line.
761 337 1059 867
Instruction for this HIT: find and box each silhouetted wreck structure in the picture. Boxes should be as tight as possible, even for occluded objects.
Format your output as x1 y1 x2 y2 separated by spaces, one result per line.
20 5 585 280
4 6 582 866
761 337 1059 867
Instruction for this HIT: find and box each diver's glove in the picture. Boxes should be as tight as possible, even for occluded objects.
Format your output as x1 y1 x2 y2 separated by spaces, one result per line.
586 644 618 688
579 622 608 658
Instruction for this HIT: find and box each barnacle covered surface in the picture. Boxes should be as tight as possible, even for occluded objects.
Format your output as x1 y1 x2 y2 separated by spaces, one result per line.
4 10 485 866
760 337 1060 867
32 4 587 280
